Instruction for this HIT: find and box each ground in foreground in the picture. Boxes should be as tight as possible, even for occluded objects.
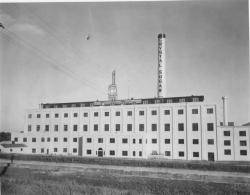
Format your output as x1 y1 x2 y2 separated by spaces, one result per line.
1 167 250 195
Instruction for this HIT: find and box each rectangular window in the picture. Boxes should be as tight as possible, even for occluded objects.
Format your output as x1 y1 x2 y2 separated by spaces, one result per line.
54 148 58 152
63 105 67 108
64 113 68 118
83 125 88 131
116 111 120 116
151 110 157 115
64 125 68 131
41 148 44 153
73 125 77 131
54 137 58 142
139 139 142 144
224 149 231 155
87 138 92 143
45 125 49 131
74 113 78 117
83 113 88 117
94 124 98 131
179 99 185 102
110 138 115 143
179 151 184 157
73 138 77 142
122 138 128 144
164 110 170 115
54 105 58 108
98 138 103 143
54 125 58 131
240 150 247 156
63 148 67 152
139 124 144 131
80 103 85 107
178 123 184 131
37 114 41 118
28 125 31 131
94 112 98 117
152 139 157 144
240 141 247 146
178 109 184 115
133 151 136 156
73 148 77 153
23 138 27 142
165 139 170 144
207 108 213 114
192 123 198 131
193 98 199 102
239 131 246 136
193 152 199 157
143 101 148 104
28 114 32 118
133 139 136 144
224 140 231 146
47 138 50 142
165 124 170 131
63 138 67 142
178 139 184 144
152 124 157 131
224 131 230 136
105 112 109 116
116 124 120 131
55 113 59 118
207 123 214 131
166 99 172 103
41 138 45 142
32 138 36 142
122 151 128 156
104 124 109 131
110 150 115 156
36 125 40 131
208 139 214 145
193 139 199 144
165 151 171 156
46 114 49 118
87 150 91 155
192 109 198 114
127 111 132 116
127 124 132 131
32 149 36 153
139 111 144 116
139 151 142 156
14 137 18 142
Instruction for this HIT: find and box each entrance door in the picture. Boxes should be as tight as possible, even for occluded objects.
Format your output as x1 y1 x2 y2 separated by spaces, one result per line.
98 148 103 157
208 152 214 161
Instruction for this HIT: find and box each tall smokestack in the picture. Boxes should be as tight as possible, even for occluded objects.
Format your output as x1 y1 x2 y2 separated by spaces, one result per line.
222 96 228 126
158 34 166 98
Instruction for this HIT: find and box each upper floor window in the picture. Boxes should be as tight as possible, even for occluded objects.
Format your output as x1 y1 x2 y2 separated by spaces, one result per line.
116 111 120 116
80 103 85 107
32 138 36 142
94 112 98 117
73 125 77 131
166 99 172 103
37 114 41 118
87 138 92 143
165 124 170 131
28 114 32 118
240 141 247 146
178 110 184 115
139 111 144 116
116 124 120 131
179 99 185 103
105 112 109 116
64 113 68 118
192 109 198 114
208 139 214 145
98 138 103 143
207 108 213 114
127 111 132 116
165 139 170 144
139 124 144 131
178 139 184 144
152 139 157 144
54 125 58 131
152 124 157 131
110 138 115 143
47 138 50 142
83 125 88 131
55 113 59 118
192 123 198 131
139 139 142 144
63 105 67 108
151 110 157 115
73 113 78 117
73 138 77 142
127 124 132 131
133 139 136 144
155 100 160 104
36 125 40 131
193 139 199 144
224 131 230 136
54 137 58 142
94 124 98 131
239 131 246 136
143 101 148 104
46 114 49 118
23 138 27 142
54 105 58 108
14 137 18 142
164 110 170 115
45 125 49 131
64 125 68 131
72 104 76 107
193 98 199 102
83 113 88 117
63 138 67 142
28 125 32 131
178 123 184 131
122 139 128 144
224 140 231 146
46 105 50 108
207 123 214 131
104 124 109 131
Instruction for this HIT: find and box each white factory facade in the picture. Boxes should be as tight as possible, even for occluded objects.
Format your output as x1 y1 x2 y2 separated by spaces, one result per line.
3 34 250 161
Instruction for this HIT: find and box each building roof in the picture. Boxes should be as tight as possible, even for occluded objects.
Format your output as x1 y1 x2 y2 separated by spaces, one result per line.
41 95 205 109
242 122 250 126
1 144 27 148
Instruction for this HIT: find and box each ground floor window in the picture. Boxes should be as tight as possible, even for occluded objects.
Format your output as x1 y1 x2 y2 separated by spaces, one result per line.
110 150 115 156
240 150 247 156
41 148 44 153
73 148 77 153
193 152 199 157
87 150 91 154
139 151 142 157
133 151 135 156
224 149 231 155
32 149 36 153
122 151 128 156
54 148 58 152
165 151 171 156
63 148 67 152
179 151 184 157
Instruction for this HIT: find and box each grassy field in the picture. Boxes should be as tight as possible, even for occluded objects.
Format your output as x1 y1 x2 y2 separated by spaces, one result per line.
1 166 250 195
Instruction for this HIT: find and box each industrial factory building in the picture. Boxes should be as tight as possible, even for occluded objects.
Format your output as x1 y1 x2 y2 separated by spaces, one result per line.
8 34 250 161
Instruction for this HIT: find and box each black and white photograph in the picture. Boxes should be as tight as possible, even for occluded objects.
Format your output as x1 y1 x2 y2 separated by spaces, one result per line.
0 0 249 194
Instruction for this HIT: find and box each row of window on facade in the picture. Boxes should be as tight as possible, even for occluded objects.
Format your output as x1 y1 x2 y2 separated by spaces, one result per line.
27 123 217 132
28 108 214 119
42 98 201 109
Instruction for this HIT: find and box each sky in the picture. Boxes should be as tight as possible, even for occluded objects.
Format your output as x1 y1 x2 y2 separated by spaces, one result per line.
0 1 249 133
